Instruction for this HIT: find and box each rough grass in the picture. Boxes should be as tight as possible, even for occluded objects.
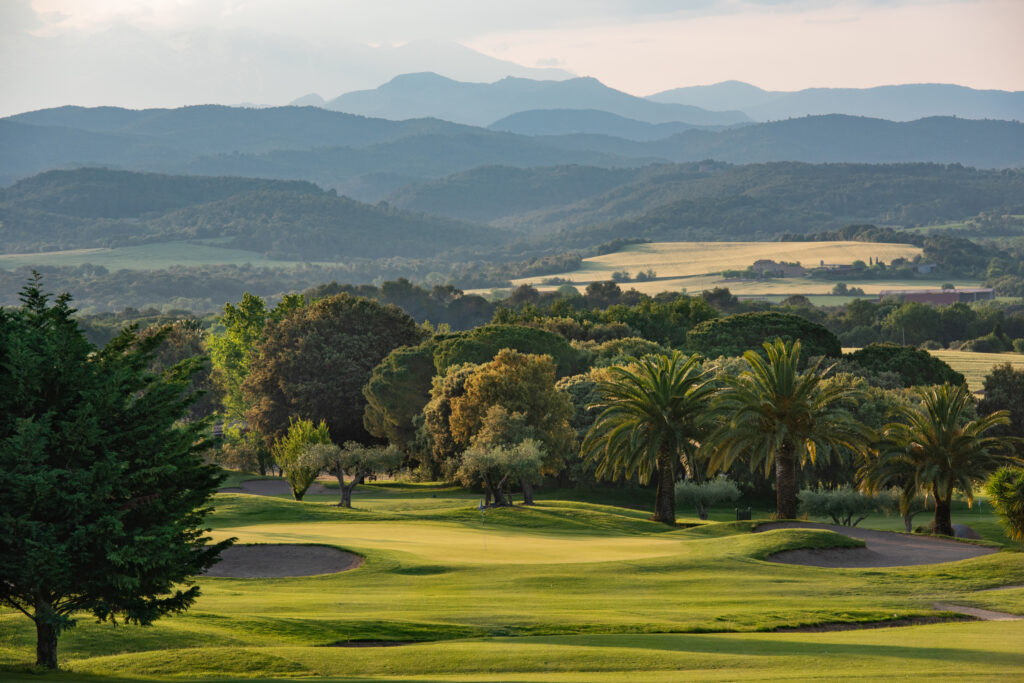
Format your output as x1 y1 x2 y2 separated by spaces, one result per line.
3 481 1024 681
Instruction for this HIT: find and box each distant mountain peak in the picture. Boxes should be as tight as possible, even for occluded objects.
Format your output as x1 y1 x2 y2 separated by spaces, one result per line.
323 73 749 127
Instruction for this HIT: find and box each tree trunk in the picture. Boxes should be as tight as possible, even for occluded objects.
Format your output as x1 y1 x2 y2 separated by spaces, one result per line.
652 452 676 525
774 444 798 519
340 483 354 507
904 513 914 533
933 489 954 536
521 478 534 505
35 600 59 669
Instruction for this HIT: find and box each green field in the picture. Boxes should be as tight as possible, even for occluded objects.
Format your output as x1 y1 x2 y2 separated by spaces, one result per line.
0 241 334 271
928 349 1024 392
3 481 1024 681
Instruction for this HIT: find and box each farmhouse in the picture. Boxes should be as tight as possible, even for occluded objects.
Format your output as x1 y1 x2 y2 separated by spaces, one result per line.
877 288 995 305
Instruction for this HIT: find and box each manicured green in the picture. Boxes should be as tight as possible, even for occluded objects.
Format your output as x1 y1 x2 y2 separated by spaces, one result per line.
3 481 1024 680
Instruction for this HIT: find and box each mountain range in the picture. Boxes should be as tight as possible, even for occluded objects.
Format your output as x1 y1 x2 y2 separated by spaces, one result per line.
313 73 750 127
4 104 1023 202
649 81 1024 123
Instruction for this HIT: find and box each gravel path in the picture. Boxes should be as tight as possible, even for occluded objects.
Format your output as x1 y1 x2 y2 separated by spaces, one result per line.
756 521 998 568
205 544 363 578
219 479 334 496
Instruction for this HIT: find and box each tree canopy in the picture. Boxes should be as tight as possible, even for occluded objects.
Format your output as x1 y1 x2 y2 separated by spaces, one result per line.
243 293 425 444
687 311 842 360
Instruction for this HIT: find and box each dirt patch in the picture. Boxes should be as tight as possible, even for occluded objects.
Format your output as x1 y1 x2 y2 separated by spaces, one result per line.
205 544 362 578
756 521 997 568
773 614 975 632
219 479 334 497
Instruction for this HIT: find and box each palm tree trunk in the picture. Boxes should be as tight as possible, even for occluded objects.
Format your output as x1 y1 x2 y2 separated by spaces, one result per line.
775 444 798 519
652 451 676 525
933 486 954 536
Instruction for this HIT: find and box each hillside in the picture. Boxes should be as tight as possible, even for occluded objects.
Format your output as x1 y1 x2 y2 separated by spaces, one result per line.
324 72 750 127
541 115 1024 168
0 168 498 259
389 161 1024 241
650 81 1024 122
488 109 717 140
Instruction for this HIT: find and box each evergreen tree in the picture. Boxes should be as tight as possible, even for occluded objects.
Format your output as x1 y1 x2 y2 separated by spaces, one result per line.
0 276 231 669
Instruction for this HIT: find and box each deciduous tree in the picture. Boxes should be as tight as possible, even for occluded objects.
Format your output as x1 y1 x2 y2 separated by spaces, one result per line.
244 293 424 444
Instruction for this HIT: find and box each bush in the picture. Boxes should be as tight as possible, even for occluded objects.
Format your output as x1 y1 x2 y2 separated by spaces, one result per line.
675 476 741 520
962 333 1010 353
797 487 884 526
919 340 943 350
1014 339 1024 353
987 467 1024 541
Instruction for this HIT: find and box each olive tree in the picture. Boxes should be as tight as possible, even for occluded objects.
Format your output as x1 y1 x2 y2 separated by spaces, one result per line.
309 441 403 507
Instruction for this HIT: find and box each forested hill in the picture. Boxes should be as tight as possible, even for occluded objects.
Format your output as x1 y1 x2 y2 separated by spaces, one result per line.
388 162 1024 242
540 115 1024 169
0 168 498 259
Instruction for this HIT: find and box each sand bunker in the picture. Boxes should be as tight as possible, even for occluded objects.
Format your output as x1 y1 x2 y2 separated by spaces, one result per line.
205 544 362 578
219 479 334 496
756 521 997 568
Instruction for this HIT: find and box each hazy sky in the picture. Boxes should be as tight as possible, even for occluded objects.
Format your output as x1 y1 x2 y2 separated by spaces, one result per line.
2 0 1022 115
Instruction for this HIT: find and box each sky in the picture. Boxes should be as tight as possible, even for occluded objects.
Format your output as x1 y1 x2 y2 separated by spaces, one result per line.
2 0 1022 116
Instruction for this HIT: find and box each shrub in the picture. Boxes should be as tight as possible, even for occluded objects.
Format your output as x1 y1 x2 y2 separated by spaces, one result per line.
797 487 883 526
920 340 943 350
1014 339 1024 353
987 467 1024 541
675 476 741 520
962 333 1009 353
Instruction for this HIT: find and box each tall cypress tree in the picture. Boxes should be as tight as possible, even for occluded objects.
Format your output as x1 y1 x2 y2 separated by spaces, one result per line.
0 276 231 669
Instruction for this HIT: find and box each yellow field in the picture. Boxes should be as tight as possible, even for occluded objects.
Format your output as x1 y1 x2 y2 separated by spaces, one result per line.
928 349 1024 392
511 241 925 294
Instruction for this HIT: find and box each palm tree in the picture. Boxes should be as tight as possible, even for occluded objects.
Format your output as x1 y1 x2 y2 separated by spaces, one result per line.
871 383 1021 536
582 351 715 525
707 338 871 520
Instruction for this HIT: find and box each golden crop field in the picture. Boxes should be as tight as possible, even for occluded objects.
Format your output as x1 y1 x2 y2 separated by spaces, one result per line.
928 349 1024 392
511 241 932 296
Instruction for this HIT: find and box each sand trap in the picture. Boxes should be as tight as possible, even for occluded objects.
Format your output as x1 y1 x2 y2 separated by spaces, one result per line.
756 521 997 568
219 479 334 496
205 544 362 578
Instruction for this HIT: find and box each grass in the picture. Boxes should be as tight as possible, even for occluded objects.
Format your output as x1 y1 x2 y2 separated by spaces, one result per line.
3 480 1024 680
927 349 1024 392
0 240 343 271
